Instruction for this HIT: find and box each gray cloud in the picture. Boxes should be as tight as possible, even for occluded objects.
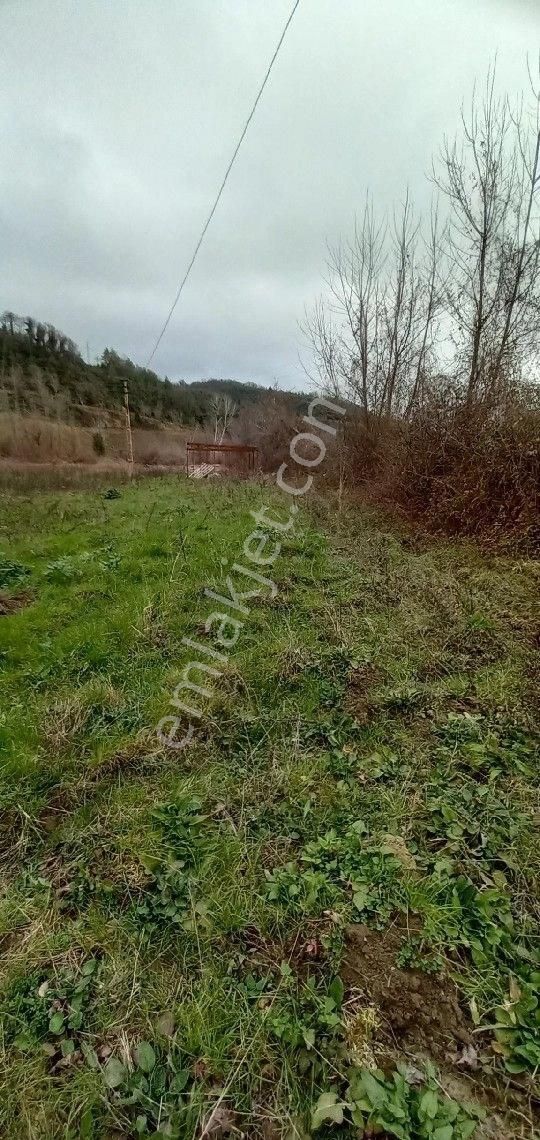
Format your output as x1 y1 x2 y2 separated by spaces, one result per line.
0 0 536 389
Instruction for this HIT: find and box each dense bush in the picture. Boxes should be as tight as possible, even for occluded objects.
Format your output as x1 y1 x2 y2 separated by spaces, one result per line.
399 397 540 550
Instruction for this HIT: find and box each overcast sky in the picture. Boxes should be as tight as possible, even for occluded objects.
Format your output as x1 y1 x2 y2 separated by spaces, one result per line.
1 0 537 390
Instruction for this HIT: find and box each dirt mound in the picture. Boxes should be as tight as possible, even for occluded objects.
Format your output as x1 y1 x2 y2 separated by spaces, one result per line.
342 922 473 1063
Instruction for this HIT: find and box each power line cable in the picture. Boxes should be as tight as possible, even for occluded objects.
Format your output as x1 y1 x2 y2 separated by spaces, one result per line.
146 0 301 367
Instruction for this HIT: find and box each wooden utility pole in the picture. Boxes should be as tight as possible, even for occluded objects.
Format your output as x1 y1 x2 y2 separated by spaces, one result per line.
123 379 134 475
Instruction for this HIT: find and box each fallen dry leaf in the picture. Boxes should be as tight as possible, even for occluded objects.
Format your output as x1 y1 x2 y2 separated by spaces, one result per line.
156 1010 175 1038
456 1044 478 1069
200 1103 239 1137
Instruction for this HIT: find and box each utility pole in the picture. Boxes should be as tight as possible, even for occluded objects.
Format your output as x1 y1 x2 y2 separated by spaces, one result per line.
123 379 134 476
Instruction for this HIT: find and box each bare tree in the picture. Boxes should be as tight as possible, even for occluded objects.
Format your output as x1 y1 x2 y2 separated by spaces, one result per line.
209 393 237 443
491 66 540 395
406 204 446 416
434 64 540 406
304 195 440 422
303 199 386 423
379 191 424 417
335 199 386 422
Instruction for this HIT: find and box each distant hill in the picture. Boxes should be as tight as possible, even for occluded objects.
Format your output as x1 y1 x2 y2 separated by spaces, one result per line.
188 377 308 415
0 310 307 427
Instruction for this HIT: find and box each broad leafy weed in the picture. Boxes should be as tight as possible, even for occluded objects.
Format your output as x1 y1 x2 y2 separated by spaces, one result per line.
134 798 214 935
342 1063 483 1138
89 1042 199 1139
266 824 405 924
491 973 540 1073
0 553 31 588
1 957 100 1057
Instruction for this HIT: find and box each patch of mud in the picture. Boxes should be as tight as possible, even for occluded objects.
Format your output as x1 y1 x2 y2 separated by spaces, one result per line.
0 589 33 615
342 922 472 1063
343 928 539 1131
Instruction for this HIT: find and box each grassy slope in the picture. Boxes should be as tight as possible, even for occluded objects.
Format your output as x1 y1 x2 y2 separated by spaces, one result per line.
0 477 538 1139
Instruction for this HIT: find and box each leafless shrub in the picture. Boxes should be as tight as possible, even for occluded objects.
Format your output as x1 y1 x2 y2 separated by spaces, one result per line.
234 390 302 470
399 387 540 551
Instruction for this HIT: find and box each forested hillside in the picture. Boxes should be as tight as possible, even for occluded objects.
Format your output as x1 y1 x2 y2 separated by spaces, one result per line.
0 312 304 427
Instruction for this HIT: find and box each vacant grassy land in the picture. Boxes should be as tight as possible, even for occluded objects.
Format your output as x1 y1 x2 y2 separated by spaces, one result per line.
0 477 538 1139
0 412 191 466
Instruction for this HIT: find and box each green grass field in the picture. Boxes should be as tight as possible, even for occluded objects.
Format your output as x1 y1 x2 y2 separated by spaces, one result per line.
0 476 538 1139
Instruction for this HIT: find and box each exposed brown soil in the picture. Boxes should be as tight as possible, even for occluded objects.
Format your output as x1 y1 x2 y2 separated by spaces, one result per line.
0 589 33 615
342 921 473 1063
344 662 382 723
